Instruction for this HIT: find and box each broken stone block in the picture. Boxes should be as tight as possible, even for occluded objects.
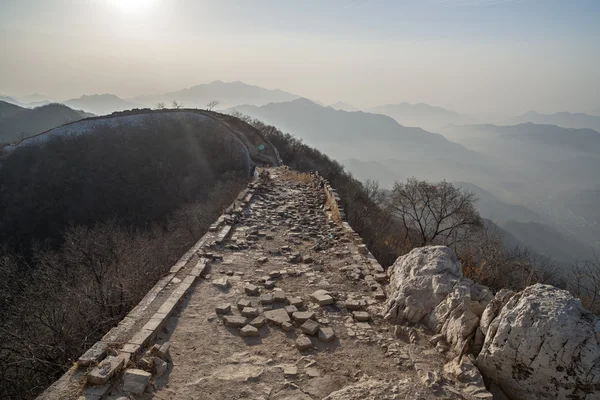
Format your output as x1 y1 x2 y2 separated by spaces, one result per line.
281 321 293 332
154 357 168 377
310 289 334 306
240 325 260 337
260 293 274 305
296 335 313 351
287 297 304 308
223 315 248 328
357 245 369 255
285 305 298 315
273 291 287 303
241 307 259 318
237 298 252 310
374 273 387 283
87 354 127 386
249 315 266 328
292 311 316 323
122 369 151 394
264 280 276 289
212 277 230 290
152 342 171 361
374 291 386 301
318 327 336 342
345 299 364 311
284 365 298 377
269 271 281 279
352 311 370 322
245 284 260 296
300 319 320 336
264 308 291 325
257 256 268 264
215 303 232 314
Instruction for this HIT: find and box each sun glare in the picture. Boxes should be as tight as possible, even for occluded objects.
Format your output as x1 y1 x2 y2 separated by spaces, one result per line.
110 0 156 12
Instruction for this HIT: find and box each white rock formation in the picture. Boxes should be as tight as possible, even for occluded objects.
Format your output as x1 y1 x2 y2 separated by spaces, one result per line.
384 246 493 351
477 284 600 400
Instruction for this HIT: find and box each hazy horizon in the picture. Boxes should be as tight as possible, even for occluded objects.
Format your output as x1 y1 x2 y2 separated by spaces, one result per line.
1 0 599 115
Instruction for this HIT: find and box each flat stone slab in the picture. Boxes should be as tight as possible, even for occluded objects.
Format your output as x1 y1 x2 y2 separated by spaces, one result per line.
296 335 313 351
241 307 259 318
245 284 260 296
318 327 336 342
345 299 364 311
264 308 291 325
272 291 287 303
223 315 248 328
215 303 232 314
250 316 266 328
260 294 274 305
281 321 293 331
212 277 230 290
122 369 151 394
352 311 370 322
237 299 252 310
300 319 320 336
287 297 304 307
311 289 334 305
87 354 127 386
285 305 298 315
293 311 316 323
240 325 260 337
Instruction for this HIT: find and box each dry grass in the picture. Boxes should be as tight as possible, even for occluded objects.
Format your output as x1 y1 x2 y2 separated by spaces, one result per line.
280 169 314 184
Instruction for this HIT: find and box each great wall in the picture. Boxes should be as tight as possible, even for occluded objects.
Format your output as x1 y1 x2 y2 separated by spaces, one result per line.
38 166 600 400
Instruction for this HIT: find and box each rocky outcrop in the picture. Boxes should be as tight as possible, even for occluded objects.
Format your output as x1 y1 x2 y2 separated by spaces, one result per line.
384 246 493 352
477 284 600 400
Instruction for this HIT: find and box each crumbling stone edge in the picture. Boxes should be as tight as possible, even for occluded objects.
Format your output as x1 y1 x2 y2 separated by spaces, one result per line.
36 176 260 400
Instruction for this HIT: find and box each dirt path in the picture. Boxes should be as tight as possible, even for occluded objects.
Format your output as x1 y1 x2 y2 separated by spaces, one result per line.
106 168 487 400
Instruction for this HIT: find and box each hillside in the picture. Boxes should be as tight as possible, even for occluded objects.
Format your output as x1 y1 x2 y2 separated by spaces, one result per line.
0 102 92 144
1 110 279 250
508 111 600 132
133 80 299 109
231 98 474 163
63 94 141 115
329 101 359 112
367 102 468 131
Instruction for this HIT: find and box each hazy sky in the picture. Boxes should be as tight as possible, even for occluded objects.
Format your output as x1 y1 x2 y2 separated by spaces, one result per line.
1 0 599 115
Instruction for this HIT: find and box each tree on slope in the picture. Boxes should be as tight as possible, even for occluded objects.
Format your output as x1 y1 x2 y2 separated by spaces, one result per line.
389 178 482 247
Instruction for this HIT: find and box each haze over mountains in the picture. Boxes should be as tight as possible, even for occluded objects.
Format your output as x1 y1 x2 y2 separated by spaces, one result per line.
2 79 599 266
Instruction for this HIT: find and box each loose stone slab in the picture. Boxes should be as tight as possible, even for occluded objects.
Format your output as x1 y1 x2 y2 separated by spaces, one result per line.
212 277 230 290
281 321 293 332
288 297 304 308
296 335 313 351
292 311 316 323
260 294 274 305
215 303 232 314
357 245 369 255
122 369 151 394
264 308 291 326
311 290 334 306
223 315 248 328
264 280 276 289
285 305 299 315
284 365 298 377
250 315 266 328
273 291 287 303
237 299 252 310
87 354 127 385
245 284 260 296
241 307 259 318
318 327 336 342
352 311 370 322
240 325 260 337
345 300 364 311
300 319 320 336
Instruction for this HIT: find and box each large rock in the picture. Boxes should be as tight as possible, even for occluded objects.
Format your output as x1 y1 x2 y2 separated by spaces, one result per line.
476 284 600 400
384 246 493 351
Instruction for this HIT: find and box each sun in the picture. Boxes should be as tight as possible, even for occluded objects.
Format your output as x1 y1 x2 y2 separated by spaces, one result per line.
110 0 156 12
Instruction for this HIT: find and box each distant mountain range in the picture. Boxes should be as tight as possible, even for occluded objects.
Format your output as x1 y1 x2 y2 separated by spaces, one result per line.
133 80 299 109
366 102 469 131
0 101 92 144
329 101 359 112
508 111 600 132
62 94 141 116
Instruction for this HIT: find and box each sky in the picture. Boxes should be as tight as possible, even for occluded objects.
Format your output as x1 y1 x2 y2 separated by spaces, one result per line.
0 0 599 115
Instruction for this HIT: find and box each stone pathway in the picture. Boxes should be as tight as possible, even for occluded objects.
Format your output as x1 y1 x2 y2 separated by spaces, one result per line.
106 168 490 400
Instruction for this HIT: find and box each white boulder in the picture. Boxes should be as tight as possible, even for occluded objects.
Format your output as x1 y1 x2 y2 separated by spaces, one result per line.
384 246 493 351
477 284 600 400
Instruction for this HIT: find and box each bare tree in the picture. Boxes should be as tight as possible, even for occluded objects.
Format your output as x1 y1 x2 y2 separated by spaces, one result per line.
156 102 166 110
389 178 482 247
570 255 600 314
206 100 219 111
172 100 183 109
